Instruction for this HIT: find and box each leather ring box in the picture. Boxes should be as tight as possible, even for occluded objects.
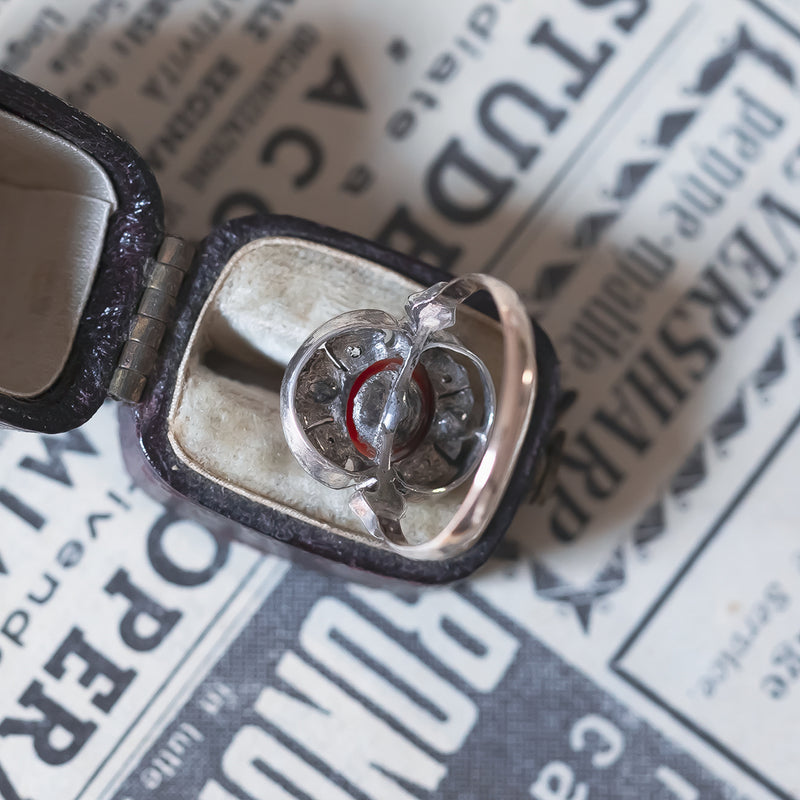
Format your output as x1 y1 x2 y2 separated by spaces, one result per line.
0 70 560 583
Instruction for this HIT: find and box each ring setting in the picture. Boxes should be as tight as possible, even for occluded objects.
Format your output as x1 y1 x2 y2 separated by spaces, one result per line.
280 274 536 560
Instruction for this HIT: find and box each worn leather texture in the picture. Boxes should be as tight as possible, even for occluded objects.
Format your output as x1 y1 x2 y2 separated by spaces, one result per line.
0 70 164 433
128 214 561 583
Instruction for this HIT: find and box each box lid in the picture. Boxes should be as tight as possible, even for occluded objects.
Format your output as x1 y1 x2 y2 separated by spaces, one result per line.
0 70 164 433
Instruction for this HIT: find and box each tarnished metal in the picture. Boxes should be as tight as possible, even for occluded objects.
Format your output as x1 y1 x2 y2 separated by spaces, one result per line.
109 235 194 403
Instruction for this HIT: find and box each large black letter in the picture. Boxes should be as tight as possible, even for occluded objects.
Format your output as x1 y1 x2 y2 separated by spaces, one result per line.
575 0 649 32
375 206 463 270
45 628 135 713
0 681 95 765
426 139 514 224
148 512 229 587
549 485 590 541
479 82 566 169
20 431 95 487
530 21 614 100
105 570 181 652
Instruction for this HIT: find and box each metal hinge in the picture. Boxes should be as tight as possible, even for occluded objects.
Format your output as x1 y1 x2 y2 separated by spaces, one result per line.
109 235 194 403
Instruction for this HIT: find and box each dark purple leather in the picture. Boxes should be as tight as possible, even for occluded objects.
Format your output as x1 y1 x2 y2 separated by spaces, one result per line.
126 214 561 583
0 70 164 433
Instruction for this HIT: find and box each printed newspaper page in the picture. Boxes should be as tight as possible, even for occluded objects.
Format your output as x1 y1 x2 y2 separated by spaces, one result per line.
1 1 800 798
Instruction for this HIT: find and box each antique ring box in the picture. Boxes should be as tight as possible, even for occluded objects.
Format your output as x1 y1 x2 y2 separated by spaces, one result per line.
0 71 560 583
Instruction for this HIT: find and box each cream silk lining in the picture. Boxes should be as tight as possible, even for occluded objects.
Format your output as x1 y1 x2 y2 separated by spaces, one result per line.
0 109 117 398
168 238 504 544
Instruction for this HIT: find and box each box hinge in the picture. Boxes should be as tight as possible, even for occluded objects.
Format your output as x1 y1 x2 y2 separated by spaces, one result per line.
109 235 194 403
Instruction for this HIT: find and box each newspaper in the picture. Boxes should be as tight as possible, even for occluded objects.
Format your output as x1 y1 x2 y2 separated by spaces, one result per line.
1 0 799 798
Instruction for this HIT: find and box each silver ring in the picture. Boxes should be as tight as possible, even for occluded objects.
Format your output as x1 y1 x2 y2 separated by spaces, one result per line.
280 273 536 560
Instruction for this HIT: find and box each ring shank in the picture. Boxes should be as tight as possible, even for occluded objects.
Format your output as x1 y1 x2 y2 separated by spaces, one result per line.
388 274 537 560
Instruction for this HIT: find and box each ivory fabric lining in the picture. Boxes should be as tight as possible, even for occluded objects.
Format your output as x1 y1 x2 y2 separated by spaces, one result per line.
0 109 117 397
169 238 503 545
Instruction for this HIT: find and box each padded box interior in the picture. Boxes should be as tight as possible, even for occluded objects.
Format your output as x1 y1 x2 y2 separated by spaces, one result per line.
168 237 504 547
0 109 117 398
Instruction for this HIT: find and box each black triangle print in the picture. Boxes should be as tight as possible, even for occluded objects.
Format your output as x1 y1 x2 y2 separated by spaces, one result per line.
531 557 566 593
533 261 578 302
611 161 658 200
572 211 620 248
633 502 665 548
670 443 707 498
655 110 696 148
594 545 626 585
754 339 786 393
710 392 746 449
306 55 367 111
532 547 626 633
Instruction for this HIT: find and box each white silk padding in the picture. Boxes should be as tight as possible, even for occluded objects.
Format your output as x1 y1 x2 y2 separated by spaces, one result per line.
0 110 116 398
168 237 504 547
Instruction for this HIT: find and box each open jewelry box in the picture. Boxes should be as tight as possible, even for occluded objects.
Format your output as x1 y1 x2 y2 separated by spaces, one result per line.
0 71 560 583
